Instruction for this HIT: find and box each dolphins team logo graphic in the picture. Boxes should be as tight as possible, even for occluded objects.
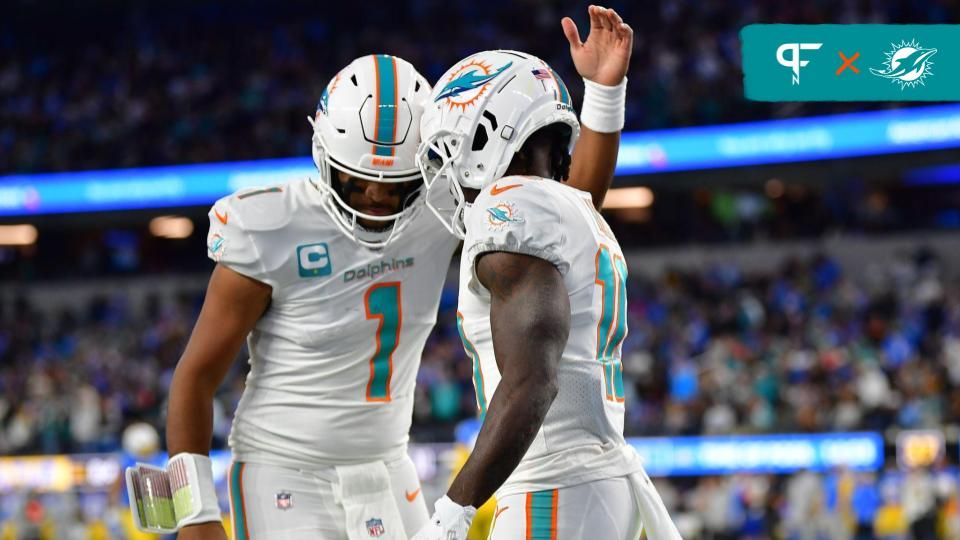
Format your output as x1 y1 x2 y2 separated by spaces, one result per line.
317 72 341 116
485 202 525 231
870 39 937 89
436 59 513 111
208 233 226 261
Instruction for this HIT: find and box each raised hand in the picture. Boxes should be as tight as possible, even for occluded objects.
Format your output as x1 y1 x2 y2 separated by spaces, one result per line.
561 5 634 86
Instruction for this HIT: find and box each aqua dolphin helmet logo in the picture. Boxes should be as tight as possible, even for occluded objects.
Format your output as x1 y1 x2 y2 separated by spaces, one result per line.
317 87 330 115
316 72 341 116
435 60 513 111
870 39 937 89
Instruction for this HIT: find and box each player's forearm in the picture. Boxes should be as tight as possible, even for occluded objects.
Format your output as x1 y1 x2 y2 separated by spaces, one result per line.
567 124 620 209
163 267 269 455
449 255 569 507
166 362 219 456
447 372 558 508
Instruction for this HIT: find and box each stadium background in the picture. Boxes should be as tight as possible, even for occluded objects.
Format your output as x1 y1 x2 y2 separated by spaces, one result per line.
3 0 960 538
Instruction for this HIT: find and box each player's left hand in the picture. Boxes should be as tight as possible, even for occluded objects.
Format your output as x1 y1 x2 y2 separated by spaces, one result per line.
411 495 476 540
562 5 634 86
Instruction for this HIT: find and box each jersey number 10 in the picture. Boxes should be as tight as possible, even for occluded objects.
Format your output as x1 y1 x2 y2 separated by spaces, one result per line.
364 282 401 402
595 246 627 403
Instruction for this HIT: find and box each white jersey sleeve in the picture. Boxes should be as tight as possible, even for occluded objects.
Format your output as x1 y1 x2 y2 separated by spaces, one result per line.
206 186 292 290
462 177 571 292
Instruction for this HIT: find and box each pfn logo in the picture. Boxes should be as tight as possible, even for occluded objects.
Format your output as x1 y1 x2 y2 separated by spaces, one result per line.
777 43 823 85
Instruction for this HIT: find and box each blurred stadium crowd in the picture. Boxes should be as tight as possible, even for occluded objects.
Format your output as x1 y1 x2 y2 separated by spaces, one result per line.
3 0 959 173
666 466 960 539
625 248 959 438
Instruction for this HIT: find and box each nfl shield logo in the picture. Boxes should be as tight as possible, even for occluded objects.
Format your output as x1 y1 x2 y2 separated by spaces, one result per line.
275 491 293 510
366 517 385 537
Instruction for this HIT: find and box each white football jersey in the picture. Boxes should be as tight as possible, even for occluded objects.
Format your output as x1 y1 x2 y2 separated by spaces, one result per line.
457 176 643 498
207 178 459 467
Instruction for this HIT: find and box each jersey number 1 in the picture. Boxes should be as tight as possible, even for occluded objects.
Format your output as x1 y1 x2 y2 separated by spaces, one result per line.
364 282 402 402
595 246 627 402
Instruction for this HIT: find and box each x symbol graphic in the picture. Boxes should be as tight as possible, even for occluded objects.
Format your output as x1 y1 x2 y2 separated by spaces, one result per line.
836 51 860 75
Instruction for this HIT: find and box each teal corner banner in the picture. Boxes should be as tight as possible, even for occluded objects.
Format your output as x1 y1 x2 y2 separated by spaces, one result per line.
741 24 960 101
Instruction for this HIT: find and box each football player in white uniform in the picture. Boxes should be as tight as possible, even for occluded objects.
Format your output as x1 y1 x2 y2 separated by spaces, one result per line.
414 28 681 540
163 6 633 540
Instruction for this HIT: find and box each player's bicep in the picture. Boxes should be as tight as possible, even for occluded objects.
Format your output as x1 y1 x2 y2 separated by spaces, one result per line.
476 251 569 380
177 264 271 389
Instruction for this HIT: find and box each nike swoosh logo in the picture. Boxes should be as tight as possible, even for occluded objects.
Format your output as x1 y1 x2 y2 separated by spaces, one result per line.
405 488 420 502
214 209 228 225
490 183 522 196
495 506 509 519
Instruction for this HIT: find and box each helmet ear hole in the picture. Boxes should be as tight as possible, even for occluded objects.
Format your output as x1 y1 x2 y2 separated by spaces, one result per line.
471 124 489 152
547 124 573 181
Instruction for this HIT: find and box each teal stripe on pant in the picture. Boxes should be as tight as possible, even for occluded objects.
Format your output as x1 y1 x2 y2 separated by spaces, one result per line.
528 489 556 539
230 463 248 540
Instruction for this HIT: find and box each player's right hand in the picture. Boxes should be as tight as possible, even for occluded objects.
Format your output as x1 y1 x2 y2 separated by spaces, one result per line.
413 495 475 540
177 521 228 540
561 5 634 86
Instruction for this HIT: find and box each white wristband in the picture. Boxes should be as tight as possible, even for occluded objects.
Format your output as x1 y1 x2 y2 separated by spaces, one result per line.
169 453 222 527
579 77 627 133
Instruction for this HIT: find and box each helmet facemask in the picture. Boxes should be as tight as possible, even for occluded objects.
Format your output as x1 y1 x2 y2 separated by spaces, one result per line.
309 118 423 249
417 128 471 238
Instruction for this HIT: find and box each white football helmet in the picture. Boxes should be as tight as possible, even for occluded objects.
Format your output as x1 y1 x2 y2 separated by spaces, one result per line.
416 50 580 238
308 54 432 248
